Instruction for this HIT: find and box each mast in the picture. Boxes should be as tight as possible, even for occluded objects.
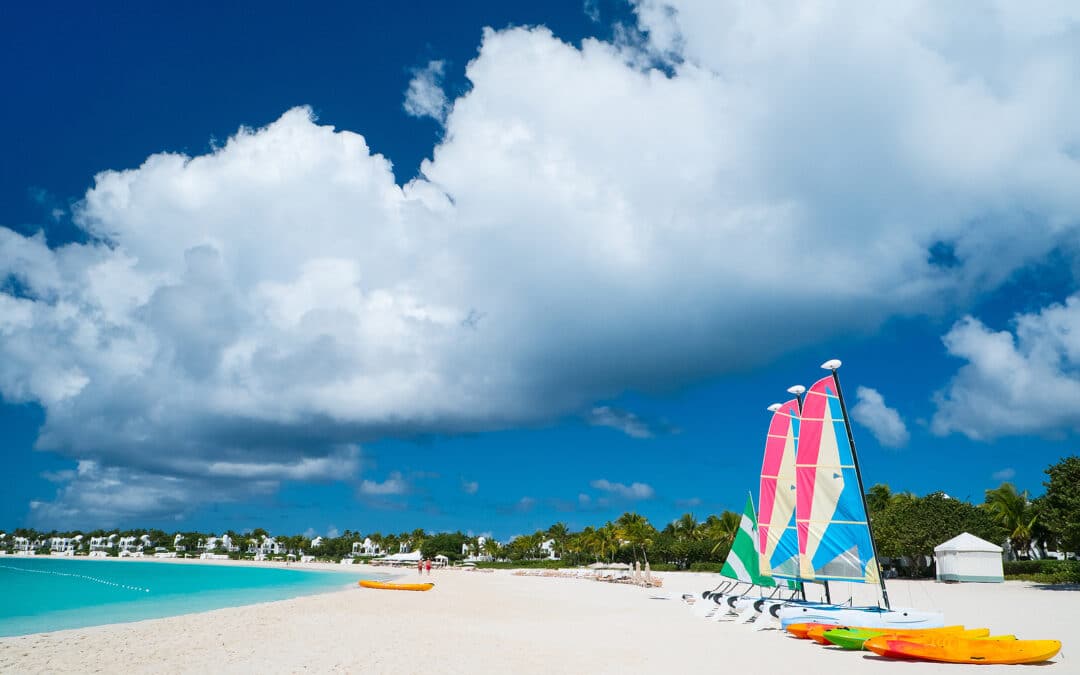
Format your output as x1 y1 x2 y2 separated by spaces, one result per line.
786 385 812 603
822 359 890 610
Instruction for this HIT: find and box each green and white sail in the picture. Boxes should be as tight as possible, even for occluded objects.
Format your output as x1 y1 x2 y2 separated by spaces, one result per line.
720 494 776 586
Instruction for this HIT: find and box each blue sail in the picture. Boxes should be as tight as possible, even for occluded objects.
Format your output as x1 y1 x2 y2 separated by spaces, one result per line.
758 399 802 580
795 375 879 584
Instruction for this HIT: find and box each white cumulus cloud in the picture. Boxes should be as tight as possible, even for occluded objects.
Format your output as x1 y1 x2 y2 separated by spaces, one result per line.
992 467 1016 481
590 479 655 500
4 3 1080 524
851 386 910 448
359 471 409 496
587 406 654 438
403 60 449 123
933 295 1080 439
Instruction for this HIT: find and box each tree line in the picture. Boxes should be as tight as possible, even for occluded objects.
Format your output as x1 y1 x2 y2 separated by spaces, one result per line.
5 457 1076 573
868 455 1080 577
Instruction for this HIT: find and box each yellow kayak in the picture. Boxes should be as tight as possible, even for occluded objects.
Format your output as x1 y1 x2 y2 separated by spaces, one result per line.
865 635 1059 665
359 580 434 591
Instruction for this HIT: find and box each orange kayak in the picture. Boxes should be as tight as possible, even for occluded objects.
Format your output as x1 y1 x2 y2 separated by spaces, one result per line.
358 580 434 591
807 623 969 645
788 623 837 639
864 636 1059 665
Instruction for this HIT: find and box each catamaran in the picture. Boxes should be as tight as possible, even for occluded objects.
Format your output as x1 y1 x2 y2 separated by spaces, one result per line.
771 360 943 629
703 401 806 625
693 494 777 619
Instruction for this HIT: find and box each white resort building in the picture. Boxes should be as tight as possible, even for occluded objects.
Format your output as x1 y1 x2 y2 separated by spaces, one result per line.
49 537 76 555
352 538 382 557
259 537 284 556
90 534 118 555
462 536 495 562
14 536 37 555
539 539 560 561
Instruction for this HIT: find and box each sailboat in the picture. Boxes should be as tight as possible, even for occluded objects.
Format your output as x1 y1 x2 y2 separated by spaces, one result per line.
758 396 802 580
702 398 808 625
695 494 779 618
697 399 804 617
744 390 829 623
774 360 943 629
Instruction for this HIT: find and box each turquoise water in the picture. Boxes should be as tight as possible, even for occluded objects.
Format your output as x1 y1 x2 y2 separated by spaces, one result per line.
0 558 373 637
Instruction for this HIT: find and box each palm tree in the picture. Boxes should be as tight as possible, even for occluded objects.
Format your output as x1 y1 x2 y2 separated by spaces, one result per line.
546 522 569 558
984 483 1037 558
482 536 501 560
616 513 656 565
591 523 620 562
703 511 740 555
672 513 702 542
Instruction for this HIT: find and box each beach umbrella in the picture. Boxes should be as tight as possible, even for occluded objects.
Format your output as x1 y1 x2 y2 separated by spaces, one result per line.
644 561 652 584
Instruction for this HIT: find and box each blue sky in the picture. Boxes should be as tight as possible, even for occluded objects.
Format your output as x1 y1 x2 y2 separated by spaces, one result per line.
2 2 1080 540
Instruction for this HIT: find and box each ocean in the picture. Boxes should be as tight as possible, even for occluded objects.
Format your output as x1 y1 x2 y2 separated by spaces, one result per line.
0 557 373 637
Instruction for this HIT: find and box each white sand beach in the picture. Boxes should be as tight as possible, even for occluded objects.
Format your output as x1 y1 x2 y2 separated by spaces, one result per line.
0 561 1074 674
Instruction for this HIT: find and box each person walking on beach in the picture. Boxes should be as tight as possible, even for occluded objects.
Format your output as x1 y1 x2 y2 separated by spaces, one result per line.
425 558 432 575
418 559 423 576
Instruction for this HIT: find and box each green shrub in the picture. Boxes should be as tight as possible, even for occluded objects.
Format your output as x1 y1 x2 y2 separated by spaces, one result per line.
1003 560 1044 575
688 562 723 573
1003 559 1080 584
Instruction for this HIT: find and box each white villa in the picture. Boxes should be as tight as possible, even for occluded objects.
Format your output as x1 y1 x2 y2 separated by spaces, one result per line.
539 538 560 561
311 536 324 549
399 541 412 554
259 537 284 555
14 536 41 554
199 534 238 554
49 536 77 555
352 538 382 557
462 536 495 562
90 534 118 553
173 533 187 552
117 536 139 553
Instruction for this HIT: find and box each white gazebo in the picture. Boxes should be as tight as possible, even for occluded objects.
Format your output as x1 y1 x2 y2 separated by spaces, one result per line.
934 532 1004 583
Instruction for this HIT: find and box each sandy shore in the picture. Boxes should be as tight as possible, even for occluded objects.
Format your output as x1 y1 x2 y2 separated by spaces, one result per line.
0 562 1074 674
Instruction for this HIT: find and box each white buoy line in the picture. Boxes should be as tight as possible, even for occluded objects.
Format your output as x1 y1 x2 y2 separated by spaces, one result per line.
0 563 151 593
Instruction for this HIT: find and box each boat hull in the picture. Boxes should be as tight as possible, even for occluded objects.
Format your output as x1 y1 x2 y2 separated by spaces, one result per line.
778 605 944 629
823 626 979 650
358 580 434 591
864 636 1060 665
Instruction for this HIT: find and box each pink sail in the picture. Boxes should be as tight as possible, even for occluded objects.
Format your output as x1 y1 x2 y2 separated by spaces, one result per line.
757 397 801 578
796 375 879 583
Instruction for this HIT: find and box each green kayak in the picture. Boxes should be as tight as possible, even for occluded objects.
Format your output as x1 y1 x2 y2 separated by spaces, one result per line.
824 627 987 650
823 628 884 650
